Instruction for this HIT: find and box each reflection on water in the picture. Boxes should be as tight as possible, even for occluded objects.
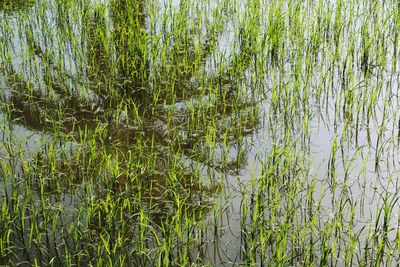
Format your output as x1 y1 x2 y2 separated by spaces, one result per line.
2 0 400 265
0 0 260 265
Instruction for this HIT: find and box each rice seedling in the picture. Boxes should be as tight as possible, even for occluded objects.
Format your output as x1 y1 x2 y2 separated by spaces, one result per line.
2 0 400 266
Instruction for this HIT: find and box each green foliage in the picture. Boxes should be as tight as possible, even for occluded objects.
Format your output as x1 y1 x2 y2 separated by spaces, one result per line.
1 0 400 266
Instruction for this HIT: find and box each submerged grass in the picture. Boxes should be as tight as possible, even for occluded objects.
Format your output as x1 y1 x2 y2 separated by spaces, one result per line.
1 0 400 266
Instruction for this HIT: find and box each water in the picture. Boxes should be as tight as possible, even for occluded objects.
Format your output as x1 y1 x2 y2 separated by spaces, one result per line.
2 0 400 265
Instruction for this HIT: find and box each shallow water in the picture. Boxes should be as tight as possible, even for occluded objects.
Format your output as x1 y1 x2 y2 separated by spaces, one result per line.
2 0 400 265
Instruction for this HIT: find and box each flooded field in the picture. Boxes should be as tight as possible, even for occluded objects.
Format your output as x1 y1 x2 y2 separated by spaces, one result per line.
1 0 400 265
